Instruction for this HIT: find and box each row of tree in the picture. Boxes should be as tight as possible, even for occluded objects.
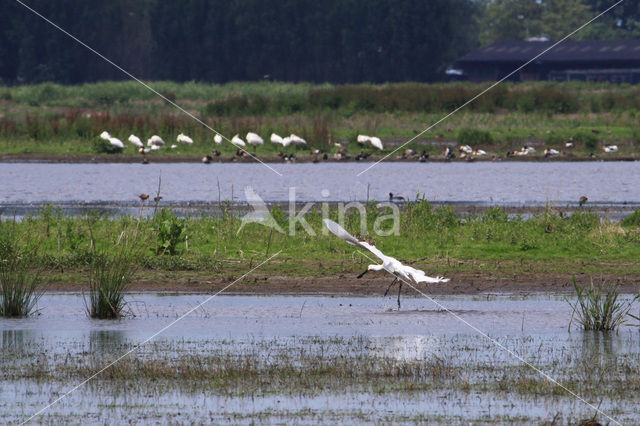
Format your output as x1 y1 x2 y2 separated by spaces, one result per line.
0 0 637 85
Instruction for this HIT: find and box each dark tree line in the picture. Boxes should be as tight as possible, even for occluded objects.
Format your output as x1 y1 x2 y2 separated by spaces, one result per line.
2 0 638 85
1 0 479 84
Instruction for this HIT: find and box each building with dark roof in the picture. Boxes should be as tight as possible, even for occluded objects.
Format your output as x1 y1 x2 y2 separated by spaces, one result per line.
455 40 640 83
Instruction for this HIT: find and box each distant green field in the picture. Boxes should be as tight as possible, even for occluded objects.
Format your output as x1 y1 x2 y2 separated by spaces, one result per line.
0 81 639 157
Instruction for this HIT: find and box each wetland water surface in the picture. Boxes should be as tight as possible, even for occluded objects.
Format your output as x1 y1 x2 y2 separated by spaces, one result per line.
1 161 639 204
2 293 639 424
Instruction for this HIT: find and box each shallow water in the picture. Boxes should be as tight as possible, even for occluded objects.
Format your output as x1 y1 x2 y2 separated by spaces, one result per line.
1 161 639 204
2 293 639 424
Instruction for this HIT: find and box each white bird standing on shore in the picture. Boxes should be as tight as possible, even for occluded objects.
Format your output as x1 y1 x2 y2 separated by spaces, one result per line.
108 137 124 149
177 133 194 144
357 134 383 150
246 132 264 147
100 131 111 141
270 133 284 145
357 134 370 144
231 134 246 147
603 145 618 153
147 135 165 147
214 134 223 144
289 134 306 145
323 219 449 309
128 134 143 147
369 136 383 150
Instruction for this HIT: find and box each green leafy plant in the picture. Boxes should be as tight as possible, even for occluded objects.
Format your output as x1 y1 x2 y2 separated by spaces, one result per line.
153 209 186 255
566 277 639 331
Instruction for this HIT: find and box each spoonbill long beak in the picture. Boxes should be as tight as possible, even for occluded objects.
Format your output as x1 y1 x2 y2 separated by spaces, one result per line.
357 269 369 279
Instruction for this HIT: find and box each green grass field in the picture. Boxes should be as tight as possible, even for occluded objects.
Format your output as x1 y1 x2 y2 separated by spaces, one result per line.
4 203 640 288
1 81 639 158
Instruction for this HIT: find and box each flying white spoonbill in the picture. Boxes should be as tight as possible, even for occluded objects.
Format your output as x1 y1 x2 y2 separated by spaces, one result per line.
231 134 246 147
246 132 264 147
357 134 370 144
214 134 223 144
177 133 194 144
128 134 143 147
323 219 449 309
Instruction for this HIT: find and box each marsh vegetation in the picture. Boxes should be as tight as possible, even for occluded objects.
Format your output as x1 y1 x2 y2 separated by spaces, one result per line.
0 223 43 317
1 81 640 158
3 202 639 291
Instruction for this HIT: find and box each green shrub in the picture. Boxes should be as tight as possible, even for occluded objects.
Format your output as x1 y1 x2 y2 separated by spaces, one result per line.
574 131 598 150
153 209 186 255
457 128 493 145
621 210 640 227
568 211 599 232
481 206 510 223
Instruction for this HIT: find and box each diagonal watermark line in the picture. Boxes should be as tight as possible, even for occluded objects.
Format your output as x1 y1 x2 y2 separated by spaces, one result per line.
357 0 625 176
356 250 621 425
21 250 282 425
13 0 283 177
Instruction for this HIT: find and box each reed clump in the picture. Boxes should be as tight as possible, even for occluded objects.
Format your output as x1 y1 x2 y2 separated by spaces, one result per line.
0 226 44 317
567 277 639 331
85 231 140 319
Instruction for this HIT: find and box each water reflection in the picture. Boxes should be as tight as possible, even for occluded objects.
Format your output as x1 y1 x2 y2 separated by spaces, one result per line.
1 329 36 350
89 329 127 354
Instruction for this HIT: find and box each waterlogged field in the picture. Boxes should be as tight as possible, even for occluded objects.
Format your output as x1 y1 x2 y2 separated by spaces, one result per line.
2 293 639 424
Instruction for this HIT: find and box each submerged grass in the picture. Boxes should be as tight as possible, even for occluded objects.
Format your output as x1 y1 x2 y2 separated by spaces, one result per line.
567 278 640 331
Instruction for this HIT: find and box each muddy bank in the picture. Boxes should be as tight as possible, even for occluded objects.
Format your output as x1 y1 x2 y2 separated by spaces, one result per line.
1 152 638 164
43 271 640 295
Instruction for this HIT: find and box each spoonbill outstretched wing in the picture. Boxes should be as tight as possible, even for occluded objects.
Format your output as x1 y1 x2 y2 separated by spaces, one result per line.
323 218 449 308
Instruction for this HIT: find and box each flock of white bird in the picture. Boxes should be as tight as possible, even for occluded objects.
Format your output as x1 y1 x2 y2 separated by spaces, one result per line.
99 130 316 150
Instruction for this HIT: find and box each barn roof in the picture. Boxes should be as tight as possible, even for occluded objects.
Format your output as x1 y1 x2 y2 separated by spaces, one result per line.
458 40 640 63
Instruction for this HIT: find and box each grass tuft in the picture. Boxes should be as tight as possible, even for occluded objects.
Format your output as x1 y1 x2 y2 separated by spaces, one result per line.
0 227 43 317
85 231 139 319
567 277 639 331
